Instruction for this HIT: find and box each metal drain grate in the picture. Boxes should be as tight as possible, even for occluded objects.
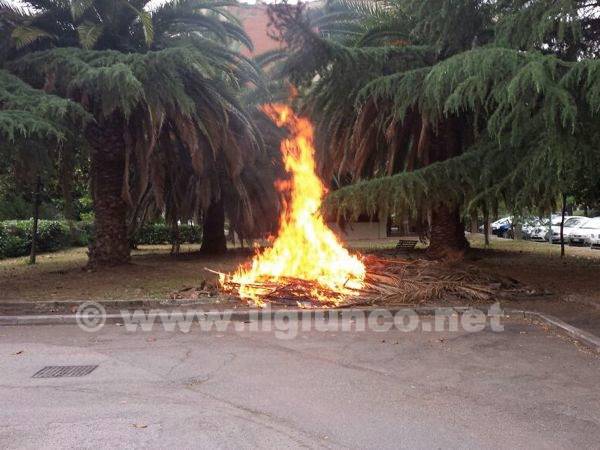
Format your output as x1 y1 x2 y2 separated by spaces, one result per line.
32 365 98 378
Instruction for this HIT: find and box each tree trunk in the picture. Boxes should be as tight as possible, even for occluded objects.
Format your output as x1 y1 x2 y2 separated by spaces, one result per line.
200 198 227 255
482 206 491 247
85 115 130 267
424 116 469 259
427 204 470 259
469 213 478 233
560 193 567 258
171 220 180 256
29 176 42 265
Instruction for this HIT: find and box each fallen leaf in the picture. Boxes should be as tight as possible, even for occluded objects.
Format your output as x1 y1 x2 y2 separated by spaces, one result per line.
132 423 148 429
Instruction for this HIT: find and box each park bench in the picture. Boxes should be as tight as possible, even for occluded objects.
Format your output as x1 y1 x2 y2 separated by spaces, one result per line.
393 239 418 256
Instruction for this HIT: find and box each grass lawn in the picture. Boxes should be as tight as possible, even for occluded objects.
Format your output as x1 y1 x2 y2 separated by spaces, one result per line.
1 235 599 307
0 245 247 301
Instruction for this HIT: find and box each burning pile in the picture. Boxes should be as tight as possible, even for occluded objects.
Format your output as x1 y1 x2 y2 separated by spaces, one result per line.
218 104 366 307
214 104 523 308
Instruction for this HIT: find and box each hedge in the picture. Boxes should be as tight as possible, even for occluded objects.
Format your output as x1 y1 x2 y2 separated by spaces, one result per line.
135 223 201 246
0 220 91 259
0 220 202 259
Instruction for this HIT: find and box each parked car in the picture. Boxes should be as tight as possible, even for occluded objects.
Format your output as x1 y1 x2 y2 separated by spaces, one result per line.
529 216 577 242
530 218 553 241
548 216 585 243
590 228 600 249
569 217 600 246
522 218 544 240
491 217 512 237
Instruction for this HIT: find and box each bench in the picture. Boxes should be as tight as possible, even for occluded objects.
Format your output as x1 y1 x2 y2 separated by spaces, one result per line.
394 239 418 256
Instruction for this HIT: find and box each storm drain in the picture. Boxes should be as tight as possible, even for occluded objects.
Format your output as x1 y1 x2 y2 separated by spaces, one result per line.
32 365 98 378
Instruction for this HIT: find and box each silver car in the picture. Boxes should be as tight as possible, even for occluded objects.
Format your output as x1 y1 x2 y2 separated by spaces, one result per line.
550 217 588 243
570 217 600 246
588 219 600 249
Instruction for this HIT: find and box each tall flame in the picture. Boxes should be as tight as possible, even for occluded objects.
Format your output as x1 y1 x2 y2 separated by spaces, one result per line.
222 104 365 306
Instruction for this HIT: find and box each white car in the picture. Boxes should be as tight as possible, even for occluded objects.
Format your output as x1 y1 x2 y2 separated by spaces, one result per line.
570 217 600 246
587 219 600 249
530 217 563 241
549 216 587 243
530 216 579 242
529 224 546 241
522 218 543 239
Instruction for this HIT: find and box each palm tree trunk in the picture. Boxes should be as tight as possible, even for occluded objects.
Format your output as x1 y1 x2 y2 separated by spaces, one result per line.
200 198 227 255
86 115 130 267
428 204 469 259
425 116 469 258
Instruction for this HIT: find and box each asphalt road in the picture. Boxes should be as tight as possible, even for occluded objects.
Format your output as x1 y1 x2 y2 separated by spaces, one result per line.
0 317 599 449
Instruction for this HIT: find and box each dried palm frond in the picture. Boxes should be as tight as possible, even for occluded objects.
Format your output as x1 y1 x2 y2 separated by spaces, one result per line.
177 254 525 308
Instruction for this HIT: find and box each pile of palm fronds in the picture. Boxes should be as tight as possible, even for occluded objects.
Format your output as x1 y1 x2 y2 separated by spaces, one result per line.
218 276 347 307
173 255 528 307
353 255 519 306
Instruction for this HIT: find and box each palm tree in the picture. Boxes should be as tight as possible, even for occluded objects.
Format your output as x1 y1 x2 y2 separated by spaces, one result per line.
1 0 254 54
266 0 490 257
268 0 600 258
4 0 273 265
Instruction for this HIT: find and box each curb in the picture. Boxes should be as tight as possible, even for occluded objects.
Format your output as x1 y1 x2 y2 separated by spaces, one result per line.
0 298 230 313
1 306 598 353
561 295 600 311
0 305 479 327
0 306 469 325
507 309 600 352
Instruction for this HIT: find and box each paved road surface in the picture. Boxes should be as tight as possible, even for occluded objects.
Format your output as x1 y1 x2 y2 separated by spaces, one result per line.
0 317 599 449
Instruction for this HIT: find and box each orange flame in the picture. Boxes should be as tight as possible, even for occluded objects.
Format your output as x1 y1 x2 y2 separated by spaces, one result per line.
221 104 365 306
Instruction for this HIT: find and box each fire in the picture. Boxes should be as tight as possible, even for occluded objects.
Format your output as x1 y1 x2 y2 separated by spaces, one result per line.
220 104 366 306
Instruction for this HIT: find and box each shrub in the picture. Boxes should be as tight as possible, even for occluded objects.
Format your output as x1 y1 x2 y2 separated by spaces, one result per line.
0 220 201 259
178 224 202 244
0 220 93 259
134 222 202 245
36 221 71 252
0 227 29 258
135 222 170 245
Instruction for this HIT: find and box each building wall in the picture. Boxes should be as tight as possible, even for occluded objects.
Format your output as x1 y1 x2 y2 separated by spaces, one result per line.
228 4 281 56
328 221 388 241
229 1 325 56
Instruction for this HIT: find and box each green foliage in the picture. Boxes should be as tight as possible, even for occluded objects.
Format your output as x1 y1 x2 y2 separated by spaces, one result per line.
134 222 202 245
269 0 600 225
0 219 89 258
8 45 270 232
0 218 205 258
495 0 590 57
1 0 253 57
325 147 485 220
0 228 29 257
0 69 90 143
